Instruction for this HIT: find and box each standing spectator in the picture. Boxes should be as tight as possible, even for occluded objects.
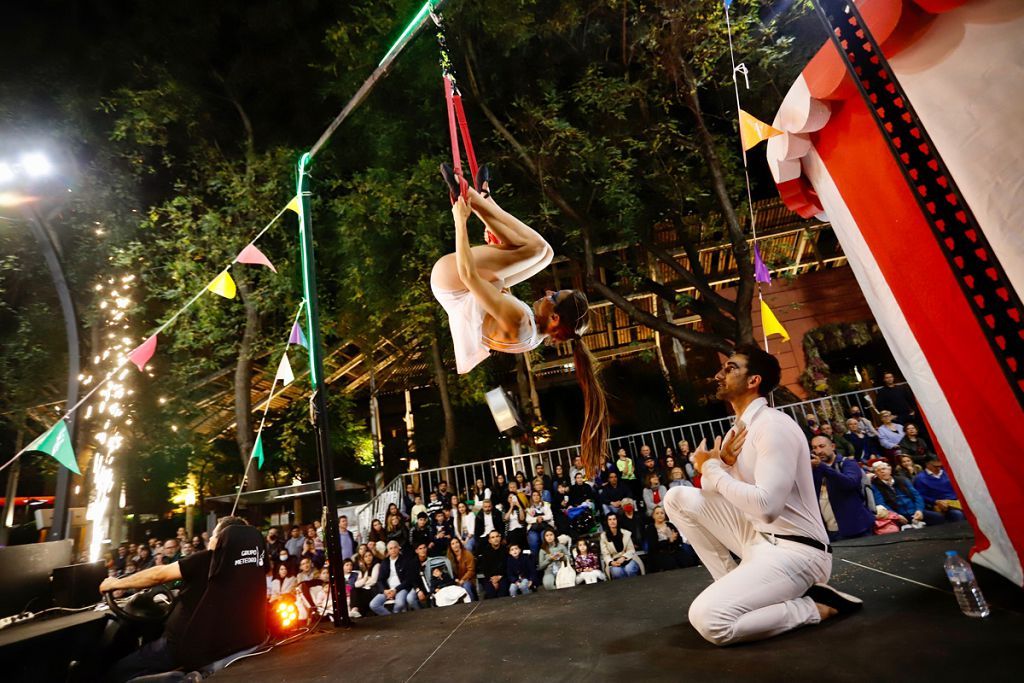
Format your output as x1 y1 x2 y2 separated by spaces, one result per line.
491 474 510 510
477 531 510 599
895 454 922 481
410 495 427 521
506 543 534 597
875 372 917 427
876 411 905 460
285 526 305 558
599 513 641 580
913 456 966 523
428 510 453 558
525 491 553 557
337 516 357 561
436 481 452 506
899 423 934 465
369 541 416 616
532 463 553 492
569 455 587 483
537 529 570 590
572 539 605 584
845 418 882 462
642 473 668 517
810 436 875 541
448 537 477 601
474 498 504 540
265 528 285 560
643 506 699 572
401 483 417 518
452 501 476 552
870 462 938 527
614 448 637 493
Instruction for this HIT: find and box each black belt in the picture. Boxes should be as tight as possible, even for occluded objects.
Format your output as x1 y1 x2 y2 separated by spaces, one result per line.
764 532 833 554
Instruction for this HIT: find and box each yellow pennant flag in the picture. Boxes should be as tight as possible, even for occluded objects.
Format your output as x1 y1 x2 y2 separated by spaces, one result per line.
285 195 302 214
739 110 783 152
207 271 237 299
760 298 790 341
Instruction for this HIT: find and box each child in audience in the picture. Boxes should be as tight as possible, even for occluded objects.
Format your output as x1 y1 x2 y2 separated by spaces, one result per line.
430 566 456 597
506 543 534 596
573 538 606 584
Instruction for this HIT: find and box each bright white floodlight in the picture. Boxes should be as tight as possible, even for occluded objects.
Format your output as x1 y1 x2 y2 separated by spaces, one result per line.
20 152 53 178
0 162 15 184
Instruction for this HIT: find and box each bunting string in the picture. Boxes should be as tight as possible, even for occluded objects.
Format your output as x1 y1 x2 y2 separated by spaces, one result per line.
0 198 301 475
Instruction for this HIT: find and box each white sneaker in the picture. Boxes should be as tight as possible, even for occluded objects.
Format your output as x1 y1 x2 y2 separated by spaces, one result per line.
349 608 362 619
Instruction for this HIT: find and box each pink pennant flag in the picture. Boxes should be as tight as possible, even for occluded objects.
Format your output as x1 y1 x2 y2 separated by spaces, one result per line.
128 334 158 371
236 244 277 273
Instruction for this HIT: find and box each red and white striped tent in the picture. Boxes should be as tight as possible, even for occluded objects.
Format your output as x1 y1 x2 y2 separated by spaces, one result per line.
766 0 1023 585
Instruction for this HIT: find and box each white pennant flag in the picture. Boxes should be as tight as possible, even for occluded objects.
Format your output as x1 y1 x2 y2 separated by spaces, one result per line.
275 351 294 386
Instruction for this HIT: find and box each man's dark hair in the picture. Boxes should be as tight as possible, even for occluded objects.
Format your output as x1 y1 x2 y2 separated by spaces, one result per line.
733 343 782 396
213 515 247 538
924 454 942 465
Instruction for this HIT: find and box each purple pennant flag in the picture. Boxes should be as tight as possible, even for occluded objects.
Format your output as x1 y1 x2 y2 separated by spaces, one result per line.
288 321 308 349
754 243 771 284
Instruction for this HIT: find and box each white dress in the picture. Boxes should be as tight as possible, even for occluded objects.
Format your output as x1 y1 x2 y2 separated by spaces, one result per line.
432 279 543 374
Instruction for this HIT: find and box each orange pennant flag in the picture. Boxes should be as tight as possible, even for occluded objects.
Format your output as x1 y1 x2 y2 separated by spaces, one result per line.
739 110 783 152
207 271 237 299
760 298 790 341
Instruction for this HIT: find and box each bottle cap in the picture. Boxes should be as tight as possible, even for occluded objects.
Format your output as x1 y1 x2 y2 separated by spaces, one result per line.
945 550 957 557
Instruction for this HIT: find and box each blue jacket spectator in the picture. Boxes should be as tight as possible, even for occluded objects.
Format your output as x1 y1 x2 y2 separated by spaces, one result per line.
871 462 945 526
913 457 966 523
811 436 874 540
600 472 632 514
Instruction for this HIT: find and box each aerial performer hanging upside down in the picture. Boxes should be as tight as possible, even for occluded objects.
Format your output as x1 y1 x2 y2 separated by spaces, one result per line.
430 164 608 475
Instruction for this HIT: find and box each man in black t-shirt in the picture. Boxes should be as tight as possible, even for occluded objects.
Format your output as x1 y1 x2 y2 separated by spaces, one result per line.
100 516 266 682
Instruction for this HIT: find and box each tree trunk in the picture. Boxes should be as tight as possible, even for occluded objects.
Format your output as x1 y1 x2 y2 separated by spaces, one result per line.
234 273 261 491
430 333 456 469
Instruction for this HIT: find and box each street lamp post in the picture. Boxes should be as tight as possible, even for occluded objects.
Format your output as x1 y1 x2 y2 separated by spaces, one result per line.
0 152 80 542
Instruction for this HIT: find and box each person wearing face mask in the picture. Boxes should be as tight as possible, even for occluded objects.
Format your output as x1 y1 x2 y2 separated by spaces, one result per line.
265 527 285 559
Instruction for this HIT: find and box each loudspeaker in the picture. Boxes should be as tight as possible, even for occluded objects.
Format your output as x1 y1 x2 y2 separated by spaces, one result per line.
484 388 525 435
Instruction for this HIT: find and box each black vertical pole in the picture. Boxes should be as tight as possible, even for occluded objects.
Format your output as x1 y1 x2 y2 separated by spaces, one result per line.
295 153 351 626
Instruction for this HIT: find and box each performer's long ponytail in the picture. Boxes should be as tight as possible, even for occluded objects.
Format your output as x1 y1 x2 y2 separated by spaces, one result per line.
555 290 609 477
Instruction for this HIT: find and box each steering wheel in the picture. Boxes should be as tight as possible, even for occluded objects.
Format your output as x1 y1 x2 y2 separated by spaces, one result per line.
103 586 177 623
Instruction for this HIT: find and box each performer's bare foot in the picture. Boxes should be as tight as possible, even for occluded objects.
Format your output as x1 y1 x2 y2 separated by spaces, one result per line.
815 602 839 620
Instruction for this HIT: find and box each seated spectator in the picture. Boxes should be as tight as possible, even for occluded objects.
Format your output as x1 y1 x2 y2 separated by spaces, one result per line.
896 454 922 481
296 557 317 584
410 511 432 550
819 421 856 459
410 495 427 521
667 467 692 489
406 542 431 611
568 472 596 508
537 529 570 590
876 410 906 459
453 501 476 553
385 502 404 526
469 479 491 512
619 498 646 545
531 476 552 504
268 562 296 602
385 513 409 549
506 543 534 597
305 526 324 563
491 474 510 511
677 440 696 479
600 471 631 516
351 549 378 617
637 452 660 493
503 490 527 550
801 412 821 440
552 480 573 535
474 498 504 540
899 423 934 465
369 541 416 616
811 435 875 541
429 565 455 599
642 473 668 516
599 513 641 580
532 463 553 492
569 455 587 484
572 538 606 584
643 506 699 572
871 461 941 528
367 518 388 557
426 491 445 517
846 404 877 435
285 525 305 558
526 491 554 556
448 537 477 601
477 530 510 599
660 454 678 483
306 567 334 620
507 480 530 509
299 539 320 569
845 417 882 462
913 456 966 523
428 510 453 558
341 558 360 618
136 545 154 570
550 464 571 495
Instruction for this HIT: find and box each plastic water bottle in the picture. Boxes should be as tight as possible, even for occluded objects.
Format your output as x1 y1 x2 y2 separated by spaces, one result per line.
943 551 990 617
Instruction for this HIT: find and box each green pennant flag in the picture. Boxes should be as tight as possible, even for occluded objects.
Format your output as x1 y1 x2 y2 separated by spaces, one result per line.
26 420 80 474
252 433 265 470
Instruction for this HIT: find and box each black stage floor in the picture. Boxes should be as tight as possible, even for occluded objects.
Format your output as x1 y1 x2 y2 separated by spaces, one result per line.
213 523 1023 683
